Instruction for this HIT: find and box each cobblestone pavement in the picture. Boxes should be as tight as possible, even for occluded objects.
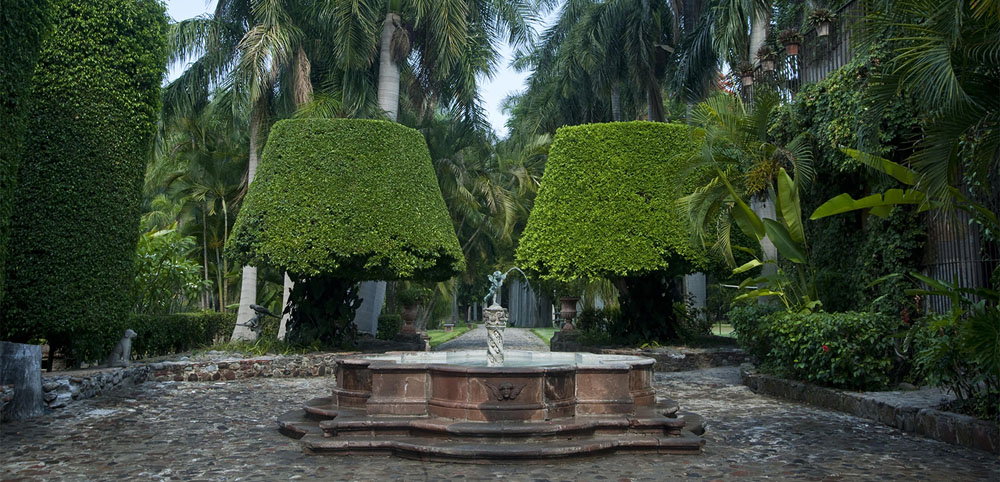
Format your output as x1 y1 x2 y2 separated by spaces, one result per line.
433 327 549 352
2 367 997 481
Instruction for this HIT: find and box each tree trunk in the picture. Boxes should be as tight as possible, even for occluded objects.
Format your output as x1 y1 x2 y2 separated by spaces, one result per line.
647 82 666 122
749 7 771 63
232 99 267 341
611 82 622 122
751 194 778 304
202 206 210 310
278 272 293 339
294 45 313 108
377 11 402 121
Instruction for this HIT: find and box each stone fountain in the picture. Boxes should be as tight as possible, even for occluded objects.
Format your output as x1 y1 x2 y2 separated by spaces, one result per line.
277 270 705 462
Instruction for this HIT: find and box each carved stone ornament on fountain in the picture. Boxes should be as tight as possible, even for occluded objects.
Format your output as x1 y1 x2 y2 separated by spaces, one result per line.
483 304 507 367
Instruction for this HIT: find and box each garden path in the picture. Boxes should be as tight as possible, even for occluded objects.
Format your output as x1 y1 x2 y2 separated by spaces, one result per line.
432 326 549 352
2 367 997 481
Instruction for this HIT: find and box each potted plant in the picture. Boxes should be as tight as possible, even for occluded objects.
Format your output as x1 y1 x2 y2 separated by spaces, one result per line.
756 45 777 72
778 28 802 55
808 8 835 37
397 286 430 334
735 61 755 87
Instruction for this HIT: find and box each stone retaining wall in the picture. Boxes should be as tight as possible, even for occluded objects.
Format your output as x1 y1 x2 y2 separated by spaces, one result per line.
740 365 999 454
148 354 339 382
42 366 150 409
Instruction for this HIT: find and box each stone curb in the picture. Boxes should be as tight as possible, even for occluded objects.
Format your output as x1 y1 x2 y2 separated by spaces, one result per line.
740 364 999 454
37 353 341 413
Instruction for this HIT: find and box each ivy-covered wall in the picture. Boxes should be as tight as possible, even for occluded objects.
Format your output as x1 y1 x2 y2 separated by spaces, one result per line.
0 0 53 307
772 53 925 314
2 0 168 364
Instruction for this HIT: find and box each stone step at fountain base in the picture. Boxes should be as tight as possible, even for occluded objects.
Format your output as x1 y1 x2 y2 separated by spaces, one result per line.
278 397 705 462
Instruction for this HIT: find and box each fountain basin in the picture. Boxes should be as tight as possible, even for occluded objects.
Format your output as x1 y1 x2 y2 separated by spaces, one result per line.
333 351 655 421
279 351 705 461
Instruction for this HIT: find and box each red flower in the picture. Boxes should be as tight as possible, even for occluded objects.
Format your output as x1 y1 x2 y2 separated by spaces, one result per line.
822 345 830 353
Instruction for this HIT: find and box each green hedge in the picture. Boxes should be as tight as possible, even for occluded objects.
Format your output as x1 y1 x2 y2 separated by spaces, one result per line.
516 121 705 280
227 118 464 281
0 0 54 306
732 309 898 390
1 0 168 365
128 312 236 359
376 314 403 340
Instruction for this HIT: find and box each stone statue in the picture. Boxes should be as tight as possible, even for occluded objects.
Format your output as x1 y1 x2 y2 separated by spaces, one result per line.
483 270 507 307
105 329 137 368
244 304 277 336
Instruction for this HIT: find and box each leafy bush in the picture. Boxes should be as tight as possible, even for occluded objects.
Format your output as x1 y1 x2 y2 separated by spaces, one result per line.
127 312 236 359
0 0 53 306
2 0 168 365
748 311 898 390
516 122 705 341
376 314 403 340
227 118 464 281
131 225 208 314
727 303 782 358
517 121 704 280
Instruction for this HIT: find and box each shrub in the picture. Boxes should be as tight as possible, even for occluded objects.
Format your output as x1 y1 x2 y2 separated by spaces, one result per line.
750 311 898 390
727 302 782 360
227 118 464 281
516 122 705 341
127 312 236 359
226 118 464 348
0 0 54 306
1 0 168 365
376 314 403 340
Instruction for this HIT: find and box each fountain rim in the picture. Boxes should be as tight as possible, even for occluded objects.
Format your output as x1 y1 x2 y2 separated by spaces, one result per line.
336 350 656 372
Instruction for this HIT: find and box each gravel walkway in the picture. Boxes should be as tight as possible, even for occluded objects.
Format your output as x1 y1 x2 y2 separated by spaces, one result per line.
433 326 549 352
2 366 997 481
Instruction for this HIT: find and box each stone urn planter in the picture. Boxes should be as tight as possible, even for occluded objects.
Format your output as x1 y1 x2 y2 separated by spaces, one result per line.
559 296 580 329
400 305 418 334
761 58 775 72
784 42 800 56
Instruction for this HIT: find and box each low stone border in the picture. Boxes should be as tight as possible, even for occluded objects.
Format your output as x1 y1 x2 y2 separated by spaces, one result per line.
550 333 749 371
147 353 338 382
36 353 340 412
740 364 999 454
42 366 150 409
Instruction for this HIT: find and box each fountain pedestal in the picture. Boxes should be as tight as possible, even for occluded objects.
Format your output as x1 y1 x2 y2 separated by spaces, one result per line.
483 304 507 367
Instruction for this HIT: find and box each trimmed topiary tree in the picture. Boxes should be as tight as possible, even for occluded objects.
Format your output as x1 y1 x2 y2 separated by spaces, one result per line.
0 0 54 307
1 0 168 365
227 118 464 347
516 121 705 341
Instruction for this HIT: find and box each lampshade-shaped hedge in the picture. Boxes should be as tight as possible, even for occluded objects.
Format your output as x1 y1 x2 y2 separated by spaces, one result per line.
226 118 464 282
516 121 705 342
517 121 704 280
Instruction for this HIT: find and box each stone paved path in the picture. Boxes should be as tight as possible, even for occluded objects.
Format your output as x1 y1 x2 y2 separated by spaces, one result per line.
433 326 549 352
2 367 997 481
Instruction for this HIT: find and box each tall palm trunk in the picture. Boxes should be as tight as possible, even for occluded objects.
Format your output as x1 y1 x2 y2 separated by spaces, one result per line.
647 81 666 122
202 205 211 309
232 99 267 341
611 82 622 122
351 8 403 338
278 47 315 340
749 8 770 63
377 11 402 121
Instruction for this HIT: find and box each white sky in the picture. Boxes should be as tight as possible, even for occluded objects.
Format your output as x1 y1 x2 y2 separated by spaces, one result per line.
164 0 533 138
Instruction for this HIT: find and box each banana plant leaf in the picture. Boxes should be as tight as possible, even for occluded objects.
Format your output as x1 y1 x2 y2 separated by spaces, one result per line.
763 218 808 263
840 148 917 185
810 189 929 219
776 167 804 243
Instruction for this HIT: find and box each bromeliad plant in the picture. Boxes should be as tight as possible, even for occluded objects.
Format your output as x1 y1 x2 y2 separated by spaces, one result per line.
679 92 820 312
